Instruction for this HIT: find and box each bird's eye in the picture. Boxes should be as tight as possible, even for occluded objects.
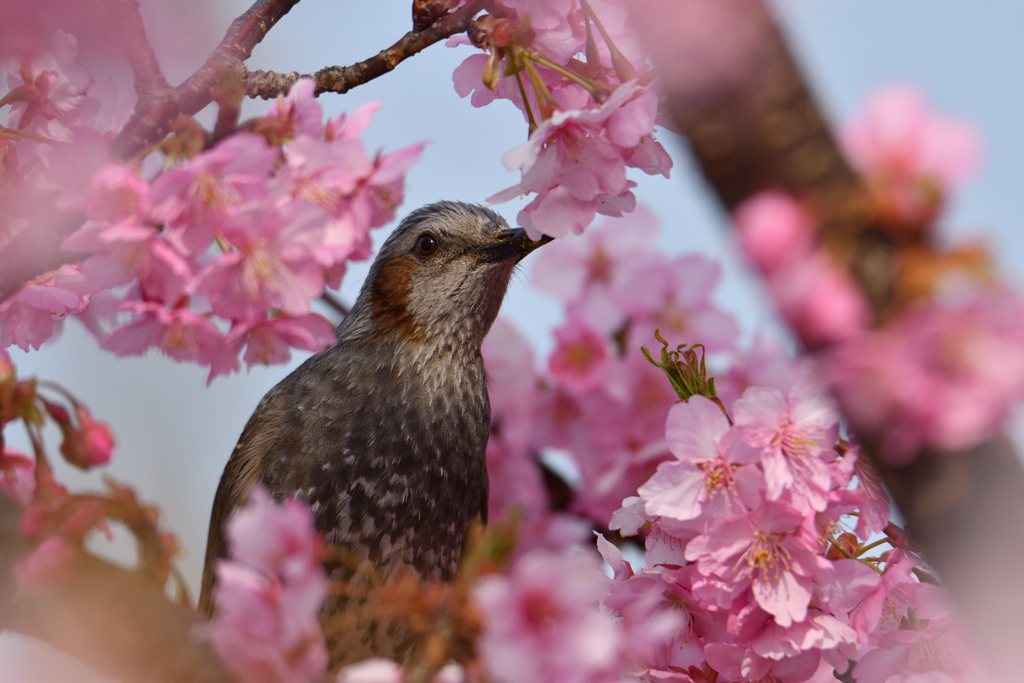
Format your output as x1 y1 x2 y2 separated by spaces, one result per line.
417 234 438 257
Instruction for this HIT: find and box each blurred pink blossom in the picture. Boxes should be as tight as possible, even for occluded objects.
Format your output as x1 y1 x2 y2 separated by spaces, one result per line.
474 548 619 683
840 84 981 230
825 288 1024 463
0 264 92 351
734 190 815 274
14 535 82 595
0 447 36 504
203 486 328 683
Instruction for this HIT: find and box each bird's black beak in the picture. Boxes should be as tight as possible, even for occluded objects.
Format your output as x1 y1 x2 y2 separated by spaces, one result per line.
473 228 553 264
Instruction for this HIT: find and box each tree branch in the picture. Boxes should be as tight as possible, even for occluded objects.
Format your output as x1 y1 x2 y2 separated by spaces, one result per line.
244 0 493 99
111 0 303 160
0 496 231 683
637 1 1024 680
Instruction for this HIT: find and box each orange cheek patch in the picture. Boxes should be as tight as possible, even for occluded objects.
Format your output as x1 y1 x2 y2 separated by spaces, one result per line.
370 254 423 341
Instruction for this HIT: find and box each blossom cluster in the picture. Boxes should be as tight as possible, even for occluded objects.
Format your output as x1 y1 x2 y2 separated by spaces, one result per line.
449 0 673 238
202 487 329 683
482 206 739 545
1 33 423 380
733 86 1024 464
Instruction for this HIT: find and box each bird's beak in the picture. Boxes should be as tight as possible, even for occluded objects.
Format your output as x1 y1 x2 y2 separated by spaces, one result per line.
473 228 554 264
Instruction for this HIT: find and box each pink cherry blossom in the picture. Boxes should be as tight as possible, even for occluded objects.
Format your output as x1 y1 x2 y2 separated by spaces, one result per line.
732 384 840 513
148 132 279 251
229 314 336 368
734 191 816 274
852 585 986 683
474 548 619 683
488 82 670 239
639 396 761 526
202 486 328 683
840 84 980 230
0 264 92 351
766 251 870 348
62 222 193 304
613 253 740 353
263 78 325 140
529 205 659 304
4 30 97 141
685 501 833 628
83 164 149 224
102 301 238 383
825 288 1024 463
548 319 613 392
197 204 328 321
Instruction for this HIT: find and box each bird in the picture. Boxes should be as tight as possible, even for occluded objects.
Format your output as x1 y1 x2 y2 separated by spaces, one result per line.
198 201 551 668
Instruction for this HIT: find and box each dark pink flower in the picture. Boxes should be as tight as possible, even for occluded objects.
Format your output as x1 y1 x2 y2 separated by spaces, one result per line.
59 405 115 469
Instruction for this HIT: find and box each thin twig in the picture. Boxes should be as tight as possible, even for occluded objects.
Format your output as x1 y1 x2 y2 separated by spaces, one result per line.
111 0 304 160
244 0 492 99
108 0 173 99
320 290 350 319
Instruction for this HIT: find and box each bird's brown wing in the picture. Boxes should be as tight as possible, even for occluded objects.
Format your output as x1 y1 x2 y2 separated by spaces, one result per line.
197 382 296 616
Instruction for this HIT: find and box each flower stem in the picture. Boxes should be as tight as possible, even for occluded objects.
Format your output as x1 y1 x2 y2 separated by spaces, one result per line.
527 52 610 103
513 69 538 135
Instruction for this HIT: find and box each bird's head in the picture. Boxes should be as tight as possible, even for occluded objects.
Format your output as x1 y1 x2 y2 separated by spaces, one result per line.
347 201 551 347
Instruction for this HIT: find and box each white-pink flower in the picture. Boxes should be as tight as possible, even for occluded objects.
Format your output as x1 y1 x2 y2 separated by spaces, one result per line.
733 384 840 513
684 501 833 628
489 82 670 239
639 395 761 526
